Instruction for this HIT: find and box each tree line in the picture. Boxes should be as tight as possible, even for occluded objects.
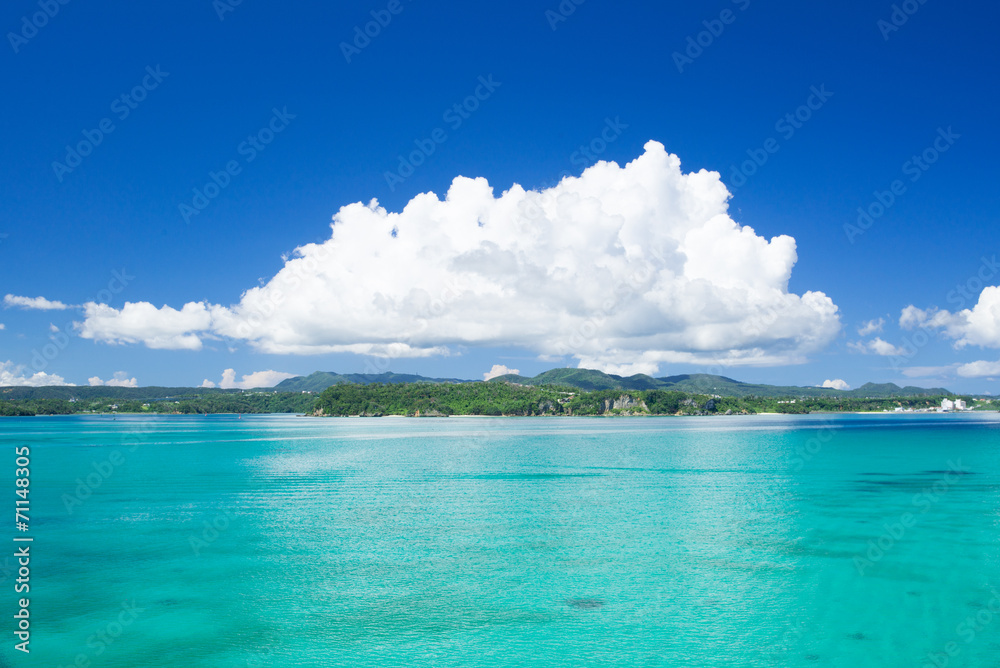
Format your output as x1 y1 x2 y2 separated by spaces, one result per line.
0 382 992 417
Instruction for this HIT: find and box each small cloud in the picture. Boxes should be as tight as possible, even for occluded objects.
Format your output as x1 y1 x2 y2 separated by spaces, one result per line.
49 323 59 333
577 360 661 376
200 379 217 388
868 338 907 356
849 337 908 357
106 371 138 387
88 371 138 387
857 318 885 336
0 323 5 330
0 360 73 387
956 359 1000 378
820 379 850 391
484 364 520 381
869 338 908 356
3 294 70 311
214 368 295 389
111 375 137 387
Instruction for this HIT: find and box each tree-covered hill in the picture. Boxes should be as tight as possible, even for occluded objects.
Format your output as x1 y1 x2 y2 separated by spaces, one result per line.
0 388 315 416
0 367 965 417
314 382 988 418
487 369 952 398
274 370 470 392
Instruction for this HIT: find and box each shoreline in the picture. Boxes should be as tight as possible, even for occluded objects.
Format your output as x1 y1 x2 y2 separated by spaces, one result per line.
308 410 996 419
3 410 996 420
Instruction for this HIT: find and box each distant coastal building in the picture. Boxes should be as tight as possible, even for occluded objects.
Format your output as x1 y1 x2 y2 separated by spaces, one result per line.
940 398 968 412
941 398 954 411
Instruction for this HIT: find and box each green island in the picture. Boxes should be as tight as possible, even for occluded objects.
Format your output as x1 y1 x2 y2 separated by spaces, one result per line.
1 369 995 416
310 383 996 416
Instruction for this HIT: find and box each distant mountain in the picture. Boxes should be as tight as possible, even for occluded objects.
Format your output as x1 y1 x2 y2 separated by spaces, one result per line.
0 369 954 400
489 369 797 395
662 374 818 397
273 371 471 393
489 369 952 399
489 368 663 391
847 382 952 398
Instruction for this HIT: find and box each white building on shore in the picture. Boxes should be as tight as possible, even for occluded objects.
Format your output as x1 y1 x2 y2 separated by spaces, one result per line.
940 398 968 412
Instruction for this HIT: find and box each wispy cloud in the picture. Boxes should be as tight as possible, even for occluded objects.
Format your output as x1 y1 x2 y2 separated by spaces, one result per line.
849 337 908 356
4 294 70 311
900 365 957 378
857 318 884 336
956 360 1000 378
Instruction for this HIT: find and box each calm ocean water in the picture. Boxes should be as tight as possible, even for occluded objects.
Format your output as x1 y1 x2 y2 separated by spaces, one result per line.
2 413 999 667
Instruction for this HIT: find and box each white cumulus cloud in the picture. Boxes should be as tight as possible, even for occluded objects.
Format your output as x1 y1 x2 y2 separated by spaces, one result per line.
484 364 520 380
88 371 138 387
857 318 884 336
209 369 296 390
75 141 841 373
77 301 211 350
4 294 70 311
901 287 1000 349
820 379 850 390
0 361 73 387
956 360 1000 378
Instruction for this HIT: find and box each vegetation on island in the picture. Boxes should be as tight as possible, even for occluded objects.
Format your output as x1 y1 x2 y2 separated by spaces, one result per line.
277 368 955 398
0 368 994 417
0 389 315 416
311 382 993 417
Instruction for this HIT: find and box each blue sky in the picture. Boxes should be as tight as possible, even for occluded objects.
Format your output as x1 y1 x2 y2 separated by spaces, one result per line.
1 0 998 392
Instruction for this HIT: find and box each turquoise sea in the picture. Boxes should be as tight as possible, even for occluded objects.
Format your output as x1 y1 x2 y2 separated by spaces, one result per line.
2 413 999 667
